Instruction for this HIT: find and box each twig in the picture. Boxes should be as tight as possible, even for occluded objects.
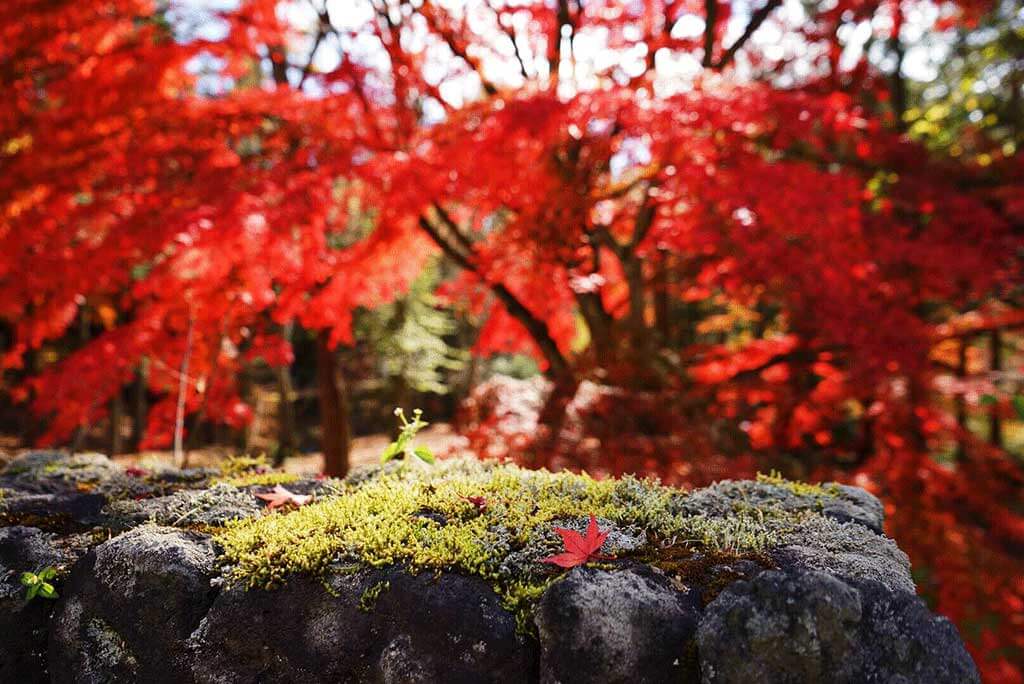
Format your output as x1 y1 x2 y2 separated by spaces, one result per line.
173 314 194 467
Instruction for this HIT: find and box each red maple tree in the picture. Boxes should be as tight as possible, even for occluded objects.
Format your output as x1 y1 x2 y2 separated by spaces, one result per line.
1 0 1021 678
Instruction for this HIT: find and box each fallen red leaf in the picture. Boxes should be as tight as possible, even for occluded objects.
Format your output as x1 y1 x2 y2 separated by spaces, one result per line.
255 485 312 510
460 494 488 512
541 514 612 568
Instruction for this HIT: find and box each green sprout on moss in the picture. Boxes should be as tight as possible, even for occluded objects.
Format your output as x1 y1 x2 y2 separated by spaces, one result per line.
21 566 58 601
381 408 434 465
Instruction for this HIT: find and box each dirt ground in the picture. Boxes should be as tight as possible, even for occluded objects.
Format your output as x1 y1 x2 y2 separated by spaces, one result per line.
105 422 470 476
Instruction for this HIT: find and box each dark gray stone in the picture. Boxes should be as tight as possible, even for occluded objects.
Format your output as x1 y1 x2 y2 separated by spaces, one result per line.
188 566 536 683
697 570 979 684
773 516 915 594
0 456 977 683
0 526 73 683
535 565 702 683
48 526 217 683
101 484 261 530
823 484 885 533
676 479 885 534
0 490 107 530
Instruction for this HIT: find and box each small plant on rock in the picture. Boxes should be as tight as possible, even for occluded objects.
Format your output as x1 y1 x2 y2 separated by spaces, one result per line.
380 408 435 465
20 566 58 601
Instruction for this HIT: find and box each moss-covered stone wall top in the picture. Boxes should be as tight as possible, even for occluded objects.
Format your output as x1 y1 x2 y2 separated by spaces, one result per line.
213 457 908 620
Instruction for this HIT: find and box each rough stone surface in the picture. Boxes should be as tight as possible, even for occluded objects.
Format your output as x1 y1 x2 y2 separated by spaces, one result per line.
0 526 73 683
101 484 262 529
697 570 980 684
535 565 702 683
774 516 915 594
676 479 886 533
48 526 217 683
0 451 150 500
189 566 536 683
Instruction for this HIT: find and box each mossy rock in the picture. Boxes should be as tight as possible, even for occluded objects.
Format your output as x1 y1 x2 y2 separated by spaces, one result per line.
0 452 979 683
212 457 915 626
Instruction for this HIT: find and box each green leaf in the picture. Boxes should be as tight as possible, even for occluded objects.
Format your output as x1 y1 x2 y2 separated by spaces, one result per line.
979 394 997 406
19 572 36 587
380 441 401 464
38 567 57 580
38 583 57 599
413 446 435 464
25 584 39 601
1013 395 1024 420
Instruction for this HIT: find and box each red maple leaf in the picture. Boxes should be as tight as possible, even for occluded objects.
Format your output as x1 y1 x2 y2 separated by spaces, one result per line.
541 514 613 568
460 494 488 512
255 485 312 510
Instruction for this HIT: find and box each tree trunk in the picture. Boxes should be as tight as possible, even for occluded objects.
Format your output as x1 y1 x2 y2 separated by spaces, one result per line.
131 358 149 452
536 375 581 467
274 362 298 466
109 390 123 455
316 331 351 477
954 337 968 462
655 249 671 345
989 330 1003 448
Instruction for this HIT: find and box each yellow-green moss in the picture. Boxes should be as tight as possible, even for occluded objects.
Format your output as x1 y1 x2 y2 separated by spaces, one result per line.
213 472 300 488
215 459 821 628
217 455 270 478
219 462 662 587
756 470 840 499
358 580 390 612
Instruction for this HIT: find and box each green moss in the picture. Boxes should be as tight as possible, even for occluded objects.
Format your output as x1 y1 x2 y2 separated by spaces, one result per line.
213 472 300 488
358 580 390 612
217 455 270 477
215 458 817 630
756 470 840 499
671 510 782 554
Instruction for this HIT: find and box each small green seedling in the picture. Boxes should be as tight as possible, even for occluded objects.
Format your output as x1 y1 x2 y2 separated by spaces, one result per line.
381 408 435 464
20 567 58 601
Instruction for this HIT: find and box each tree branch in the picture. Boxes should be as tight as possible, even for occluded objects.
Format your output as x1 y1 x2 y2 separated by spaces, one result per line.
714 0 782 69
418 213 572 380
702 0 718 67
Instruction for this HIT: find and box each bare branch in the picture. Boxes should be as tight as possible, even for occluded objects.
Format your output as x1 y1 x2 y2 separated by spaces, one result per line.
714 0 782 69
702 0 718 67
418 212 573 379
173 315 194 467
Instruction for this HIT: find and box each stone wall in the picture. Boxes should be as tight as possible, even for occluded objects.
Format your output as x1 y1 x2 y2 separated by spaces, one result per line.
0 451 978 683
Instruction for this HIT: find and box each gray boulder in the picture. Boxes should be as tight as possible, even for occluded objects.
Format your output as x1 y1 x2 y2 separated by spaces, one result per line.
676 479 886 533
48 526 217 683
535 565 702 683
697 570 979 684
101 484 262 530
189 566 535 683
773 516 915 594
0 526 73 683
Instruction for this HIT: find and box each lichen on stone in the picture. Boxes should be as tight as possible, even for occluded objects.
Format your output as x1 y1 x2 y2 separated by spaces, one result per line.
212 472 301 488
755 470 841 499
103 484 261 529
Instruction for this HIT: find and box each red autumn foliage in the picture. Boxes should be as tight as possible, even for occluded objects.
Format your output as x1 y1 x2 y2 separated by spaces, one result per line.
1 0 1021 679
542 515 613 569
